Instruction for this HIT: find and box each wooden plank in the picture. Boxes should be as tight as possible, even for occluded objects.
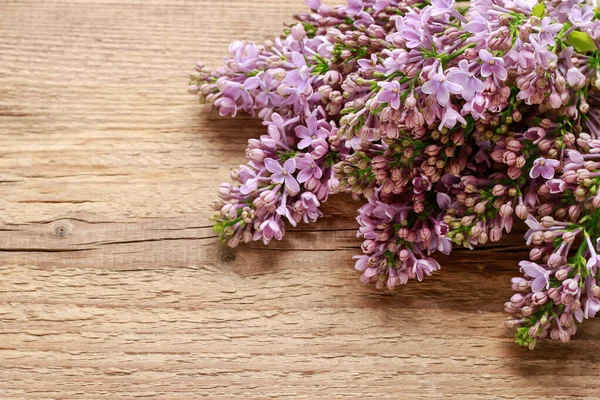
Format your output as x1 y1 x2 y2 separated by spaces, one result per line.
1 0 599 398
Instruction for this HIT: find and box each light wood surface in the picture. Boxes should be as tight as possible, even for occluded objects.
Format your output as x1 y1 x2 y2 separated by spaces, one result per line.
1 0 599 398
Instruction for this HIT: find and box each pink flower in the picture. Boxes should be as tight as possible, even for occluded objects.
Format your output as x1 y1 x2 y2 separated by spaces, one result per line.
530 158 560 180
422 66 463 106
295 115 326 149
413 257 441 281
295 153 323 183
519 261 550 293
546 179 566 194
534 18 563 46
376 80 402 109
479 49 507 81
265 158 300 192
569 4 594 28
446 60 485 101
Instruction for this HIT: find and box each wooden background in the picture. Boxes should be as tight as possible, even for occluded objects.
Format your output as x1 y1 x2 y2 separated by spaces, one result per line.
1 0 599 398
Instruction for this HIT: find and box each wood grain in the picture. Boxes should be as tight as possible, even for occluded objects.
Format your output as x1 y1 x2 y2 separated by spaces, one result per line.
1 0 599 398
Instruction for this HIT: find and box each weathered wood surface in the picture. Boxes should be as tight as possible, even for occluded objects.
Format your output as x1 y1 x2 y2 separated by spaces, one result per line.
1 0 599 398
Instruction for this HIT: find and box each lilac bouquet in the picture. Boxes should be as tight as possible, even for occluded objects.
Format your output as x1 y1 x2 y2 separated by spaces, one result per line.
189 0 600 348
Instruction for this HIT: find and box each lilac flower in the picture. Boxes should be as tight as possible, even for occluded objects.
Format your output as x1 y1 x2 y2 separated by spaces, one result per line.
414 257 441 281
381 49 408 75
245 73 284 107
465 11 490 34
439 107 466 129
283 52 313 95
305 0 321 10
296 115 326 149
296 153 323 183
506 38 535 70
376 80 402 109
401 28 423 49
346 0 364 16
530 158 560 180
422 66 463 106
546 179 566 194
357 54 378 73
265 158 300 192
479 50 507 81
529 36 557 69
562 47 587 89
430 0 455 17
259 218 284 243
446 60 484 101
569 4 594 27
584 297 600 319
412 174 432 194
519 261 550 293
239 165 259 195
534 18 564 46
523 127 546 143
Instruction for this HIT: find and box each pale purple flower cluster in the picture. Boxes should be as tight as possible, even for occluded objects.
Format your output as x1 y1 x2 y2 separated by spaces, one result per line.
191 0 600 348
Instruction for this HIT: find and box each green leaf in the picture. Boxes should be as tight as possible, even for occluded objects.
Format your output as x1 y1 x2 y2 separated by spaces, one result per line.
532 2 545 18
566 31 598 52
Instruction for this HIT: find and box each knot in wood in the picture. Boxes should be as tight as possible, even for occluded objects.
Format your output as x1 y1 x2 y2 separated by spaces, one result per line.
53 221 73 237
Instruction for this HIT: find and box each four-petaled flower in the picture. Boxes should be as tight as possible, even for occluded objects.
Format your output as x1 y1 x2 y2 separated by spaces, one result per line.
447 60 485 101
530 157 560 180
376 80 403 109
430 0 455 16
296 153 323 183
479 49 507 80
534 17 564 46
519 261 550 293
265 158 300 193
422 66 463 106
295 115 326 149
569 4 594 27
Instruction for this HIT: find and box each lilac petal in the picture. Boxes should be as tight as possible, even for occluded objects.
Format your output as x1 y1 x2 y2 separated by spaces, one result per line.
295 125 310 139
421 79 439 94
376 90 396 103
313 166 323 179
354 256 368 271
297 137 312 150
268 125 281 141
264 158 283 174
436 85 450 106
479 49 493 62
447 70 468 85
307 115 318 132
271 113 285 128
531 276 548 293
437 192 451 209
297 168 313 183
574 307 584 323
364 267 378 278
291 52 306 68
520 262 544 278
529 167 541 179
285 176 300 193
283 158 296 173
240 178 258 195
243 77 261 91
271 173 285 184
493 65 508 80
540 165 555 180
481 63 493 77
445 80 463 94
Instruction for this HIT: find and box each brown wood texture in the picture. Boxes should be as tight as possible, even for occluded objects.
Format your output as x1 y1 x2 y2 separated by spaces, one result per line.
1 0 599 398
